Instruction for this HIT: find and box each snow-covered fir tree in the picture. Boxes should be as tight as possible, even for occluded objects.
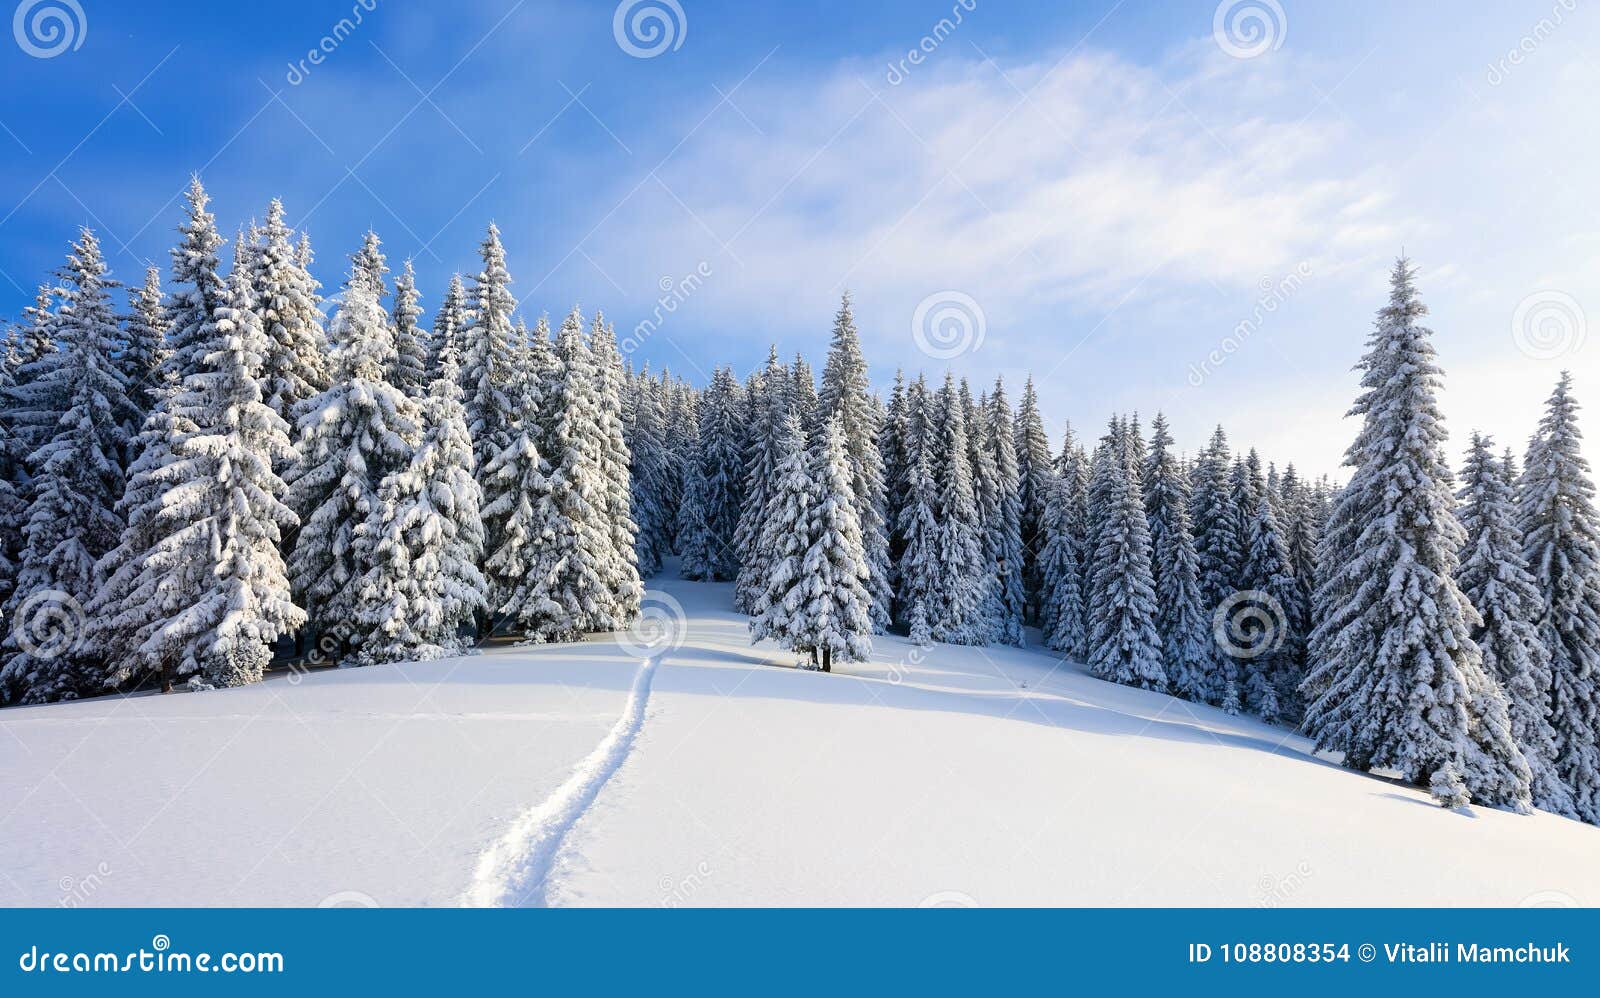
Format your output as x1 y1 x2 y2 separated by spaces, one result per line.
1014 375 1054 621
347 229 390 305
1189 425 1245 711
587 314 643 626
1040 428 1091 659
1085 420 1164 691
681 366 743 581
114 263 304 688
984 379 1026 645
748 411 814 658
1143 414 1214 703
733 347 791 611
817 293 892 631
118 264 169 426
248 198 329 436
1302 259 1531 812
626 362 673 577
927 375 988 645
460 224 519 480
1517 373 1600 822
0 229 135 702
431 273 468 372
352 343 487 662
287 277 421 655
962 381 1005 641
1457 433 1573 816
391 259 430 397
479 342 558 639
894 378 941 636
88 178 226 692
1238 486 1299 723
796 414 875 671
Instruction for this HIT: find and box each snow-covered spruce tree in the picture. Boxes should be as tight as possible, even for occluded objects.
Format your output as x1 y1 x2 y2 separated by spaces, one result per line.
353 344 488 663
794 414 876 671
347 229 390 306
927 375 988 645
895 381 941 636
985 378 1026 645
880 370 910 566
1238 488 1299 723
963 382 1005 640
430 273 468 374
1014 375 1054 621
818 293 892 631
88 178 226 692
1143 414 1213 703
119 264 169 426
1301 259 1531 812
748 411 814 660
676 443 716 581
460 224 519 481
0 229 136 702
627 362 673 577
530 308 640 638
1040 428 1091 659
1457 433 1573 816
1518 373 1600 822
117 264 304 687
587 315 643 626
479 344 558 640
685 366 744 581
1189 425 1244 710
391 260 430 397
1085 420 1164 691
1278 464 1318 647
733 347 790 612
248 199 329 437
789 354 818 435
287 278 421 656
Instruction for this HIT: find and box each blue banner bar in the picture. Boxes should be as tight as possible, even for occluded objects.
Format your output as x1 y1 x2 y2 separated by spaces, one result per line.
2 909 1592 994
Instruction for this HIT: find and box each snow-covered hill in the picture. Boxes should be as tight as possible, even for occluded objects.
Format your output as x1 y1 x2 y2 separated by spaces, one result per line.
2 572 1595 908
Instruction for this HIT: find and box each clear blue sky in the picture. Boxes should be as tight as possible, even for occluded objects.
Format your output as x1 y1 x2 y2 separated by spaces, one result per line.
1 0 1594 475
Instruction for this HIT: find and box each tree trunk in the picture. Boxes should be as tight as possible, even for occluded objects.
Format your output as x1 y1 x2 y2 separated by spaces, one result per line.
160 660 174 694
822 647 832 673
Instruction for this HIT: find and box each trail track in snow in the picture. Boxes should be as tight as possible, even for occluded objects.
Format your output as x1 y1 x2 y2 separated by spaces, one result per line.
462 655 661 907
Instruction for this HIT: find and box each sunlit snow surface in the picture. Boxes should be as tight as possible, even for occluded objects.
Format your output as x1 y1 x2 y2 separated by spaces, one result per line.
2 571 1596 907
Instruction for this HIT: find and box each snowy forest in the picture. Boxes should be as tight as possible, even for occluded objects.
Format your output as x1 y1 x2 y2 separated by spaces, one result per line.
2 179 1599 828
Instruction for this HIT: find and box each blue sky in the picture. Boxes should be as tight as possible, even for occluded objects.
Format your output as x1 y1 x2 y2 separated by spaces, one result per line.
0 0 1595 475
